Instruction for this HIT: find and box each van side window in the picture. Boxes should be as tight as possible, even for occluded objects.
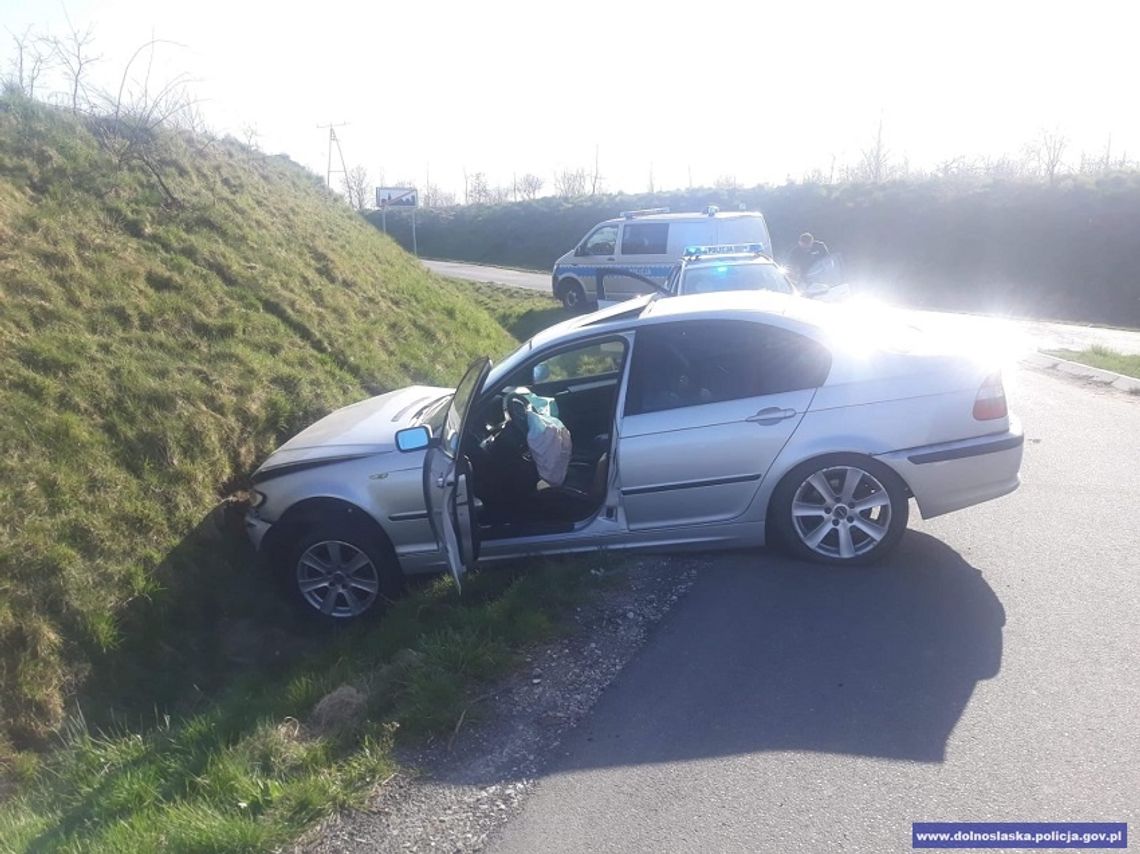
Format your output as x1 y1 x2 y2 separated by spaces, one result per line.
621 223 669 255
625 321 832 415
583 225 618 256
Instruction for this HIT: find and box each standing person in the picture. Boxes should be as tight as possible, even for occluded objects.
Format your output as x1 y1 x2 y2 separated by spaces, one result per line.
786 232 830 283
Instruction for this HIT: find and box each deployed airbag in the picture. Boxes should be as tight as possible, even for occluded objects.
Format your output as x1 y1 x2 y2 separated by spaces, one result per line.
526 409 572 486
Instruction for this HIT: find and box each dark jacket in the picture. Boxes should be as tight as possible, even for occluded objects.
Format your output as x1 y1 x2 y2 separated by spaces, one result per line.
786 241 830 279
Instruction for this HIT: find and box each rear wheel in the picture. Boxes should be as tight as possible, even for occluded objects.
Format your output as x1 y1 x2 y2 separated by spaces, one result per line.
559 279 587 312
283 522 402 620
772 455 909 566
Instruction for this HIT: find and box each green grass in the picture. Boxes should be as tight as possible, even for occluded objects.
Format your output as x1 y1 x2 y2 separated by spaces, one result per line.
0 559 602 852
0 94 560 751
1045 345 1140 380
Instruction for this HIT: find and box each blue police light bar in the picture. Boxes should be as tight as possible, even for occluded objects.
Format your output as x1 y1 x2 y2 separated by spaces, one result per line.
620 207 671 219
683 243 768 258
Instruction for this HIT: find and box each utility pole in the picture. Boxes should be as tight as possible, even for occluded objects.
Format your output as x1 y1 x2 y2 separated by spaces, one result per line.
317 122 350 190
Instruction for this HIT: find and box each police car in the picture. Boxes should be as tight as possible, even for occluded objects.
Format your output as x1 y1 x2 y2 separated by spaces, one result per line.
597 244 849 303
551 208 773 310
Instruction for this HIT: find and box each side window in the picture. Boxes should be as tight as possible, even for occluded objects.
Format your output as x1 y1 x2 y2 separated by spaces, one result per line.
625 321 831 415
621 223 669 255
583 225 618 256
669 222 714 254
523 340 627 386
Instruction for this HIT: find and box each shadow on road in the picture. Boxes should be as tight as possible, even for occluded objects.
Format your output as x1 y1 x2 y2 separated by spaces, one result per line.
556 531 1004 770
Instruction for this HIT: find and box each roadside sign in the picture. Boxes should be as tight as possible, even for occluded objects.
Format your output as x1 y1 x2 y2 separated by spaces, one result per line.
374 186 419 256
376 187 417 207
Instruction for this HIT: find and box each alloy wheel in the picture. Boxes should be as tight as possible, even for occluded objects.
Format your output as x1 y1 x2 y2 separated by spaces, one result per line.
791 465 893 560
296 539 381 618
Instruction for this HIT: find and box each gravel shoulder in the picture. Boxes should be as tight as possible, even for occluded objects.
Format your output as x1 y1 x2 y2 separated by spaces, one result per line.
296 557 699 853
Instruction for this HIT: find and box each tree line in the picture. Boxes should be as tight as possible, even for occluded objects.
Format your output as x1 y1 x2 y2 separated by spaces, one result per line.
370 175 1140 328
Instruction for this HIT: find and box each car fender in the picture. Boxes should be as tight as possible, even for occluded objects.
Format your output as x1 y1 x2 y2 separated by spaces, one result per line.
745 424 910 529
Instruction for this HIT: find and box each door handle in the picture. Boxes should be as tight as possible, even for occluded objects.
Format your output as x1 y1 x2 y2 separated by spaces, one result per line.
746 407 797 425
606 257 615 261
436 475 455 488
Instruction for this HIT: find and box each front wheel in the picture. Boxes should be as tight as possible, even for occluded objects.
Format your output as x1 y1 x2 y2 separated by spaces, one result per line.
283 522 402 620
559 280 587 312
772 455 909 566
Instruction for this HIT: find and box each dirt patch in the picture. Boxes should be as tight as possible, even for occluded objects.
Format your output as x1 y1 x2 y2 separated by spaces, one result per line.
295 556 700 853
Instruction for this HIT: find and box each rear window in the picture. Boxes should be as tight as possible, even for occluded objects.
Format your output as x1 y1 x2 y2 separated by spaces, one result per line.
621 223 669 255
681 263 793 295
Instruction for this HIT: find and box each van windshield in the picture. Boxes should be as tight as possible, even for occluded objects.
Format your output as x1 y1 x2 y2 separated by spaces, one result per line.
680 262 794 295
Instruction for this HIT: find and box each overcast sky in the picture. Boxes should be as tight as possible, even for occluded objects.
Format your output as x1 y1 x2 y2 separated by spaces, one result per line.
4 0 1139 197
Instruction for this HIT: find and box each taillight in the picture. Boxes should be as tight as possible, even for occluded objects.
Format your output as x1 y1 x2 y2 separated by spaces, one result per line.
973 373 1008 420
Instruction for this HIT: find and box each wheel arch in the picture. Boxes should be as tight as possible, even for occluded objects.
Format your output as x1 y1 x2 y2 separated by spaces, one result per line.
555 274 584 298
261 496 399 574
761 449 915 534
762 449 913 559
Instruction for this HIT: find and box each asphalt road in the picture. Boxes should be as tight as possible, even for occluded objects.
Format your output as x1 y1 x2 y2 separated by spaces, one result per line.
423 259 1140 357
485 369 1140 853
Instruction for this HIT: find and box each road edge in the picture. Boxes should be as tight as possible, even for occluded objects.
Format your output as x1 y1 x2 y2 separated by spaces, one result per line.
1022 351 1140 393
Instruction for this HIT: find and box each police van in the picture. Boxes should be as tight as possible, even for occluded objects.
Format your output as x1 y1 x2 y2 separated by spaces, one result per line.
550 207 772 310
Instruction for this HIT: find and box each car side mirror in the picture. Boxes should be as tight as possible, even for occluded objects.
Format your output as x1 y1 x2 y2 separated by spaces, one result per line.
574 244 587 257
395 425 432 452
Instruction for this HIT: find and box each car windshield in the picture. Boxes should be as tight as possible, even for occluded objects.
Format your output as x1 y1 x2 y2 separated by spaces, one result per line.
438 359 487 456
680 262 794 295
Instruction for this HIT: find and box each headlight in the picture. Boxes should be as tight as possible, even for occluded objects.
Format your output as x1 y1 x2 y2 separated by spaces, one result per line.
249 490 267 509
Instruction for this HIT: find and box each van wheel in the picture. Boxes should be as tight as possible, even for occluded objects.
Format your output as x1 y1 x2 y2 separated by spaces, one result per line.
560 281 587 312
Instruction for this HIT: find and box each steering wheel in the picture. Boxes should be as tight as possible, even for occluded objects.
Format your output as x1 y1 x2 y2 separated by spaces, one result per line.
504 389 533 436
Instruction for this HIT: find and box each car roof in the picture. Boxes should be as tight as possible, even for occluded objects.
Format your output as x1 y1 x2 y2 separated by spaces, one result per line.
548 291 833 344
640 290 826 326
600 211 765 226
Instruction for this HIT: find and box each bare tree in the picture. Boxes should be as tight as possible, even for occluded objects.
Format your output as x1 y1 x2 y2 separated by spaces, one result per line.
240 123 260 151
52 15 100 113
1078 135 1115 176
342 164 371 210
590 144 603 195
422 183 456 207
488 185 512 205
1028 127 1068 185
714 174 740 190
466 171 490 204
517 173 543 200
553 167 586 199
647 163 655 193
5 27 50 98
858 118 890 183
84 38 199 207
983 154 1028 181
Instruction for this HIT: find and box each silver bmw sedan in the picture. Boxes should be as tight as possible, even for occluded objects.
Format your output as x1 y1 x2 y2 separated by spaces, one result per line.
246 291 1023 620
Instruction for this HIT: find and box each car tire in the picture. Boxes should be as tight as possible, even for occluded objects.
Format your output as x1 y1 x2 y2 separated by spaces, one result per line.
771 454 909 566
282 521 403 620
560 280 587 312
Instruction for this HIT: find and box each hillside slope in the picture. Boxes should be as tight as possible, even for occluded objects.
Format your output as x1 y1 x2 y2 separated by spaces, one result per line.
0 97 527 746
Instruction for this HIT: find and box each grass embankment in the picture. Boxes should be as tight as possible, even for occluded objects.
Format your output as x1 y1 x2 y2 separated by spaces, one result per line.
0 96 561 747
1046 345 1140 380
0 94 590 850
0 560 600 851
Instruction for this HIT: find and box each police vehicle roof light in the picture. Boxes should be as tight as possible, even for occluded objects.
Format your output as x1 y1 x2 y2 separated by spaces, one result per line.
620 207 671 219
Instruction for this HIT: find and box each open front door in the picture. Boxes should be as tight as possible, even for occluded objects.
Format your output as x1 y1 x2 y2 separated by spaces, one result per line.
423 357 490 591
